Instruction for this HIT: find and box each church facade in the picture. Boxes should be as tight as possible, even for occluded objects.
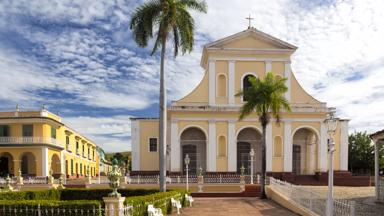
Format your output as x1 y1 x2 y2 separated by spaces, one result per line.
131 28 349 179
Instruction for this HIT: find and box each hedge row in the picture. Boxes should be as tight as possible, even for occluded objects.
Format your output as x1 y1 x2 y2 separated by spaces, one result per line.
0 189 61 201
0 188 158 201
0 200 101 216
125 190 189 216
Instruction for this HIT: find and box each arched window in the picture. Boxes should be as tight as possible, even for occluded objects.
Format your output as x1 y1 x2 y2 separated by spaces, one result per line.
274 136 283 157
218 136 227 157
242 74 256 101
217 74 227 97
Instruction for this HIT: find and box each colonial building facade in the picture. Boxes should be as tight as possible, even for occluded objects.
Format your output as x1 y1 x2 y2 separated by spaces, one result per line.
0 108 101 178
131 28 349 179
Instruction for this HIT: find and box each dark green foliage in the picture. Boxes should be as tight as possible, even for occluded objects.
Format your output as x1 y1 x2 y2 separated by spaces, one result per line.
349 131 384 174
0 188 158 201
0 189 60 200
60 188 158 201
0 188 187 216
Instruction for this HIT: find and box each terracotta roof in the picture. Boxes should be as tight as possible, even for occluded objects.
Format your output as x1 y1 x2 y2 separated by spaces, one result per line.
370 129 384 139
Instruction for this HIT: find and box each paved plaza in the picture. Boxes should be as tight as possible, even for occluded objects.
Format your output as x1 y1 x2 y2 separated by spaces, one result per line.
173 197 298 216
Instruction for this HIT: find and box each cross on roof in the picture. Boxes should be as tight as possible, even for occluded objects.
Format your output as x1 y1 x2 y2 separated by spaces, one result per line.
246 14 254 29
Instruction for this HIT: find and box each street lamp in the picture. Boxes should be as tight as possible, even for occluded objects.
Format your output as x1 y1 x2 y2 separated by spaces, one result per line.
250 148 255 185
325 108 337 216
184 154 190 191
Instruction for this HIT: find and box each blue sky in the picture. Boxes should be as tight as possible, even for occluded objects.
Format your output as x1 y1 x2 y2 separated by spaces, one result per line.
0 0 384 152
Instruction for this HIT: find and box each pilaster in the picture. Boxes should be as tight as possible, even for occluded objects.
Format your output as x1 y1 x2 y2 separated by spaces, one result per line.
227 120 237 172
265 61 272 73
319 122 328 172
266 123 273 172
284 62 291 102
339 121 349 171
228 60 235 104
283 121 292 172
170 120 180 172
208 120 216 172
209 60 216 105
42 147 48 176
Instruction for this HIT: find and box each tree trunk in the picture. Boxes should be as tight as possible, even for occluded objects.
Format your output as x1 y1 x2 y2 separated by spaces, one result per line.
159 36 167 192
260 119 267 199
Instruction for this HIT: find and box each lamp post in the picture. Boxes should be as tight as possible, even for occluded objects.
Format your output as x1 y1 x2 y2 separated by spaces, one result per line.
184 154 190 191
250 148 255 185
325 108 337 216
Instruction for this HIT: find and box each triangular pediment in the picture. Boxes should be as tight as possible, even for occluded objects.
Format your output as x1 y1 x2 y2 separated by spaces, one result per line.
205 28 297 50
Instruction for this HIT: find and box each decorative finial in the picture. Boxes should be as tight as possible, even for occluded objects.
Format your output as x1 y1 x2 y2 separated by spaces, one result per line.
42 104 46 110
246 14 254 29
16 104 20 112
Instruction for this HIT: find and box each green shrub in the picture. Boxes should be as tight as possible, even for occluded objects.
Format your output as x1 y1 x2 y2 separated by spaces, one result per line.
0 189 60 201
124 190 188 216
0 188 158 201
0 200 101 216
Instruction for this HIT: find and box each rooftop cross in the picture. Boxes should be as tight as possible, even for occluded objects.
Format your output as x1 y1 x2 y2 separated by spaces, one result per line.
246 14 254 29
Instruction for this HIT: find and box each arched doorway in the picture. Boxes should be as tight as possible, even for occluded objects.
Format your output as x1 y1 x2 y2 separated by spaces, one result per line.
292 128 319 175
180 127 206 175
20 152 36 177
237 127 262 174
0 153 14 176
51 154 61 177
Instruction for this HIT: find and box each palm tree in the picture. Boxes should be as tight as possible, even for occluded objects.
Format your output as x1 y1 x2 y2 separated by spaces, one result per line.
130 0 207 192
236 72 291 199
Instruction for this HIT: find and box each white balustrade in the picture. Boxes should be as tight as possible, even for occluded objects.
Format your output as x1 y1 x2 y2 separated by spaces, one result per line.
0 137 64 148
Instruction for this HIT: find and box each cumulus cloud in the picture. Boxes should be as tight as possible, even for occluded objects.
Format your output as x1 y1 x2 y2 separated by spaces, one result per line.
64 115 132 152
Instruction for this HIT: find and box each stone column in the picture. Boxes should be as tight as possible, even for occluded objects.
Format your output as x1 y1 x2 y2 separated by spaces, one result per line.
13 160 20 176
103 197 126 216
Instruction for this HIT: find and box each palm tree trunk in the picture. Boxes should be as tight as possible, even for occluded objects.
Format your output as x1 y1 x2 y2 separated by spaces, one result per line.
261 121 267 199
159 36 167 192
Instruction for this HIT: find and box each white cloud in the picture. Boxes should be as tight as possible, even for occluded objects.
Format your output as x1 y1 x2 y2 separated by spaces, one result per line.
63 115 132 152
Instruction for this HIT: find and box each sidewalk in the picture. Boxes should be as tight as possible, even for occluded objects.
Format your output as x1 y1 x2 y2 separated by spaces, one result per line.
173 197 298 216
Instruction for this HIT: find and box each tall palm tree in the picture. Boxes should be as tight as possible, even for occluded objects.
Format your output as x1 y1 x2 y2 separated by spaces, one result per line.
130 0 207 192
236 72 291 199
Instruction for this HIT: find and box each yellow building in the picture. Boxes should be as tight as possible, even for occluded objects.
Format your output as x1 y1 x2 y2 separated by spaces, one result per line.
131 28 349 180
0 108 100 179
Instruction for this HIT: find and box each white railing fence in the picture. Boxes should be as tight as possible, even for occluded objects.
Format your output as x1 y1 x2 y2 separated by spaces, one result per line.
269 177 355 216
120 174 261 185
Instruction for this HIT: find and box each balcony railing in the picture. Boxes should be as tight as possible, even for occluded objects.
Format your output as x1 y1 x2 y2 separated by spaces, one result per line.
0 137 64 148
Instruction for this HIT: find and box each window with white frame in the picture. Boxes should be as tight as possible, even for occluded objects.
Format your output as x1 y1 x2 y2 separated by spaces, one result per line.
149 138 158 152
